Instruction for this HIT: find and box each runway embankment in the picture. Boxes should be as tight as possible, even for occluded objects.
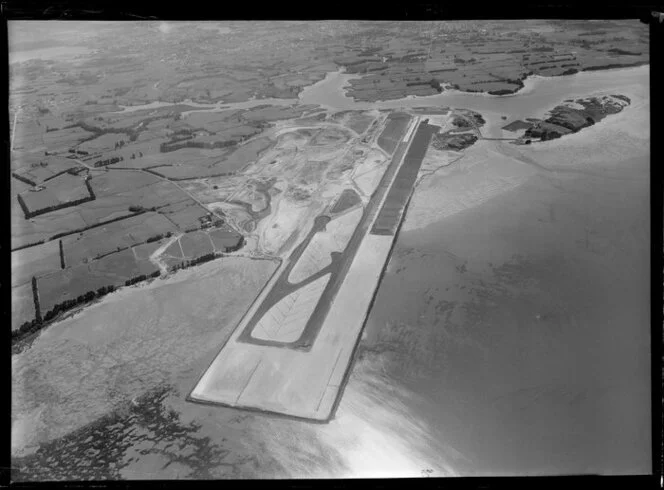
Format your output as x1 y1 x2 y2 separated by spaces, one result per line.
189 118 438 421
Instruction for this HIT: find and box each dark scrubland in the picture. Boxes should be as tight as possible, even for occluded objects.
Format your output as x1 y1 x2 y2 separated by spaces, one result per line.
519 94 630 142
502 120 533 132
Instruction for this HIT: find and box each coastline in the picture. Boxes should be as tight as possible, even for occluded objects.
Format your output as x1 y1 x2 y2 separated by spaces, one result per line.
103 63 650 116
399 64 649 234
297 64 649 117
11 252 280 353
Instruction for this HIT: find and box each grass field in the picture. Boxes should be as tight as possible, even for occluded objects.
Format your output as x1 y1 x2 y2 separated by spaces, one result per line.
42 127 96 150
12 155 80 184
146 137 272 180
12 240 61 288
12 206 88 250
37 246 161 315
377 113 411 154
19 173 93 217
346 113 375 134
330 188 362 214
75 195 136 227
78 133 129 153
90 170 161 197
132 238 168 260
180 231 215 259
241 106 306 122
37 264 117 314
92 248 142 279
163 239 184 259
159 201 209 231
12 282 36 331
184 110 243 132
63 212 177 266
209 227 243 252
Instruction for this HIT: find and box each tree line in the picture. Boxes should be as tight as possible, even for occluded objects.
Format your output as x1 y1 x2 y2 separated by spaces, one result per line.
17 186 96 220
13 232 245 345
12 269 161 344
159 138 237 153
93 155 124 167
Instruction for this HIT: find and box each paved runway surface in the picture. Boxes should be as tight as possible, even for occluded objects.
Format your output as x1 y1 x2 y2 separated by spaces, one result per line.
189 117 431 420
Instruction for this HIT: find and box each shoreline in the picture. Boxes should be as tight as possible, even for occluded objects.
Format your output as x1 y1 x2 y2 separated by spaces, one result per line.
100 63 649 117
11 252 281 355
300 63 649 107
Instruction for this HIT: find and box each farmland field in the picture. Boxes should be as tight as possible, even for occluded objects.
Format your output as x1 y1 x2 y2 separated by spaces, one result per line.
12 282 37 330
242 105 306 122
12 155 80 184
11 240 61 287
63 212 177 266
163 239 184 259
12 205 88 250
90 170 161 197
179 231 215 259
158 201 210 231
91 248 142 280
132 238 168 260
36 264 118 314
75 195 137 227
162 256 186 271
78 133 130 153
209 227 243 252
42 127 96 150
19 174 93 217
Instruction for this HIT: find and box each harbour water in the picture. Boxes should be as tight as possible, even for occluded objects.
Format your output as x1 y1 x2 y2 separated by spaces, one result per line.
361 152 650 474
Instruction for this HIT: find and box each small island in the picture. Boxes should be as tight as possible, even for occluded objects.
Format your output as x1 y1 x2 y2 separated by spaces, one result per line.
503 94 630 144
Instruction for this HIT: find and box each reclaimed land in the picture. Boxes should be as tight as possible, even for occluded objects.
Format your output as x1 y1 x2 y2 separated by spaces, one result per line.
372 122 439 235
188 120 438 421
376 112 411 154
